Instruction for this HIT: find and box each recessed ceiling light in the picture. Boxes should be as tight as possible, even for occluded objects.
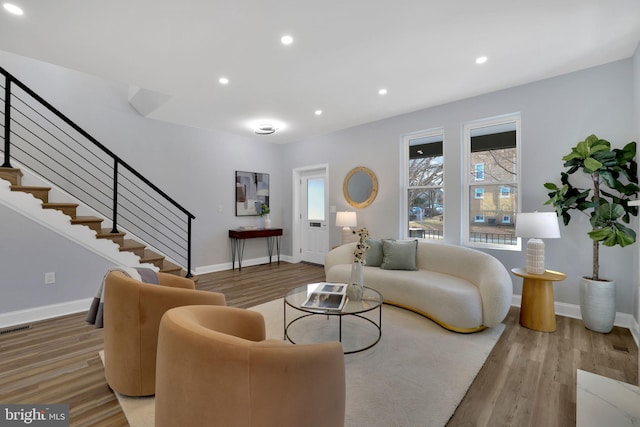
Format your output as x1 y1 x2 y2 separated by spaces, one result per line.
475 56 488 64
218 77 229 85
378 88 388 95
281 35 294 45
315 110 323 116
3 3 24 15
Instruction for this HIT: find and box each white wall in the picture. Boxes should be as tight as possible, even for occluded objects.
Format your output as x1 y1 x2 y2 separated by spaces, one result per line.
282 58 637 315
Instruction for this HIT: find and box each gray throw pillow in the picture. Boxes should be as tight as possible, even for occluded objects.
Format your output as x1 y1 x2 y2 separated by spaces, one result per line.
380 239 418 271
364 239 383 266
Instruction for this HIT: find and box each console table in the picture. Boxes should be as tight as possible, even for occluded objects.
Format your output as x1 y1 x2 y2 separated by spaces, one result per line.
229 228 283 271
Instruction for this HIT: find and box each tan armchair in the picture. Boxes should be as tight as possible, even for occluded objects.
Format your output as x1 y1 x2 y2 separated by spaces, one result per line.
155 305 346 427
103 271 226 397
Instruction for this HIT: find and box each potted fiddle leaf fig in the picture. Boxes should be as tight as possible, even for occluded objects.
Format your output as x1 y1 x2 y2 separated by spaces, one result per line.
544 134 638 333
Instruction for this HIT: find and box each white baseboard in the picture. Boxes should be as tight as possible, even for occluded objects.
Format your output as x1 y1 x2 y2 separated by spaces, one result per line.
0 298 93 329
194 255 295 275
1 257 301 329
511 295 638 336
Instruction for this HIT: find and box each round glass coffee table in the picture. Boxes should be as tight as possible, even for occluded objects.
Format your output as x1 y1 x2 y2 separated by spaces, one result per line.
284 283 383 354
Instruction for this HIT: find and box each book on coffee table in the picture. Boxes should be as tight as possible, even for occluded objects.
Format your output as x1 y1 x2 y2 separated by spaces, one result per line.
301 282 347 311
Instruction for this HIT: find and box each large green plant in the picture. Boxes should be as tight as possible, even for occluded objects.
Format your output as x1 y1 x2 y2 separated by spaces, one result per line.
544 134 639 281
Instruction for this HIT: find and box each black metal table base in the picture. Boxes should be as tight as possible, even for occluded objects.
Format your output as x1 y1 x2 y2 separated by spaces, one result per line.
283 302 383 355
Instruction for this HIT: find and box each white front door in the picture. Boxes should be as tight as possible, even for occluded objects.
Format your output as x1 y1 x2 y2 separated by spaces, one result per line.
299 170 329 264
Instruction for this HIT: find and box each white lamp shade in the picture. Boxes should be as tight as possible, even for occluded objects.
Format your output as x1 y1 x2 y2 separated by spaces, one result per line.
515 212 561 239
336 211 357 228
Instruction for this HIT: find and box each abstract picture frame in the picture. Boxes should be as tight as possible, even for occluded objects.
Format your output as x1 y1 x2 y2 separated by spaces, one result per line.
235 171 270 216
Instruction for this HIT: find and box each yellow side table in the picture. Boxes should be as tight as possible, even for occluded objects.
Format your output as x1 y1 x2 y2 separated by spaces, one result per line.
511 268 567 332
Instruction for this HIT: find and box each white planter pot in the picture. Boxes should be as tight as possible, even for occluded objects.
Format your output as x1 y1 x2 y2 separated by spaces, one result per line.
579 277 615 333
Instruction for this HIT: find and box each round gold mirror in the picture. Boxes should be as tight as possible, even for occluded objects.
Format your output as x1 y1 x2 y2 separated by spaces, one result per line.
343 166 378 208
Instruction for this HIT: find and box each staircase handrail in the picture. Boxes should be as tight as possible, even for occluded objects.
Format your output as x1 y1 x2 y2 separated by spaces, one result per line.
0 65 195 276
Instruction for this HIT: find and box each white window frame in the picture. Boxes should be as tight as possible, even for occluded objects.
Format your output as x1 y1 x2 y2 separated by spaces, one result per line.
475 188 485 199
463 113 522 251
474 163 485 181
401 127 444 240
502 215 511 223
474 214 485 223
500 186 510 198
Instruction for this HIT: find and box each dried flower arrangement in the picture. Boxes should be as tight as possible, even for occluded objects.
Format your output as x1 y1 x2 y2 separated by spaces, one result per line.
353 228 370 264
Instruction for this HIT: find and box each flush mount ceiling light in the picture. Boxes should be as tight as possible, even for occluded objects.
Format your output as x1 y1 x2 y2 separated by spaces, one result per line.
281 35 294 45
218 77 229 85
255 124 277 134
249 119 285 135
475 56 488 64
3 3 24 15
378 88 388 95
315 110 323 116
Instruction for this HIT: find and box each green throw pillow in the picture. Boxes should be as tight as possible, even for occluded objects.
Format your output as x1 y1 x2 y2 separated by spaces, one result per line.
364 239 383 266
380 239 418 271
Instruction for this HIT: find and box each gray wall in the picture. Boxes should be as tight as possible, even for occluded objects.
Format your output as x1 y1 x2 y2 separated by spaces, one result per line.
281 57 638 315
633 42 640 327
0 204 114 313
1 47 639 319
0 50 288 270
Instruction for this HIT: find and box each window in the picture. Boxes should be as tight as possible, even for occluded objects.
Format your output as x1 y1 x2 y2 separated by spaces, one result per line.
307 177 325 220
403 129 444 240
463 114 520 249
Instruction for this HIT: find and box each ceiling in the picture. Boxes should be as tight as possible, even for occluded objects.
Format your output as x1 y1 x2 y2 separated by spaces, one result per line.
1 1 640 144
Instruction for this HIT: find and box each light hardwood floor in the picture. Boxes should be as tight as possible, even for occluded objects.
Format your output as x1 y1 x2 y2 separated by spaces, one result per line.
0 262 637 426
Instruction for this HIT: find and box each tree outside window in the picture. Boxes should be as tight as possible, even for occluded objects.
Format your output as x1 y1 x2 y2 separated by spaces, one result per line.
406 131 444 240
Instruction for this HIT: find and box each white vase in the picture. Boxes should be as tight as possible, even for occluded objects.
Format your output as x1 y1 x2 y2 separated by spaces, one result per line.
263 215 272 229
579 277 615 333
347 261 364 301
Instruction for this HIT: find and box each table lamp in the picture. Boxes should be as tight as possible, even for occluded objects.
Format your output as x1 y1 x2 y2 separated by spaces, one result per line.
515 212 561 274
336 211 357 244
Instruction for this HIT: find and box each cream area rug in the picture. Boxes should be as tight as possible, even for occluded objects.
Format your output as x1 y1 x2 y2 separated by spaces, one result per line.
107 299 504 427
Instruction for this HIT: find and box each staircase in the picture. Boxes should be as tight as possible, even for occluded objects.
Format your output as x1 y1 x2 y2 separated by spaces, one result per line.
0 166 184 276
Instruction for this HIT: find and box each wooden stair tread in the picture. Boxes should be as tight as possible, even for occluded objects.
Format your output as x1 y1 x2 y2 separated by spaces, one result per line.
70 216 104 232
42 202 79 208
11 185 52 191
0 167 23 185
71 216 103 223
160 260 181 273
120 239 146 250
9 185 51 203
98 228 125 237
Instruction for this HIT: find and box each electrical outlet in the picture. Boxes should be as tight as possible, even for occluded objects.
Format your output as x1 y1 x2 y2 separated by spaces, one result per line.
45 272 55 284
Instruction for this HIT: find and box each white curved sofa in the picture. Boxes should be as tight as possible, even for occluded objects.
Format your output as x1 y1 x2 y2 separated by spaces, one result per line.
324 240 512 333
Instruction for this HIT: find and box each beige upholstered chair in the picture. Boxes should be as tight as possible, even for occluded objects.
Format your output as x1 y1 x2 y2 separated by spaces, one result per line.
103 271 226 397
155 305 346 427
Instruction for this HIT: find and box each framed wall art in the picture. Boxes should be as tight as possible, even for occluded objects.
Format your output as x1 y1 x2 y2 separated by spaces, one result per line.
235 171 269 216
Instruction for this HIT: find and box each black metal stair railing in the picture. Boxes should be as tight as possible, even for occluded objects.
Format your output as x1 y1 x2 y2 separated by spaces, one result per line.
0 65 194 277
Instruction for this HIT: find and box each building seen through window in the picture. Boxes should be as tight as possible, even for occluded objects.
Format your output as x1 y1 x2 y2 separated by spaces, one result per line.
466 122 519 247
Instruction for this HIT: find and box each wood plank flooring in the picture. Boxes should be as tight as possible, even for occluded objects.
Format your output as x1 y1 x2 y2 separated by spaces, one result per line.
0 261 637 426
